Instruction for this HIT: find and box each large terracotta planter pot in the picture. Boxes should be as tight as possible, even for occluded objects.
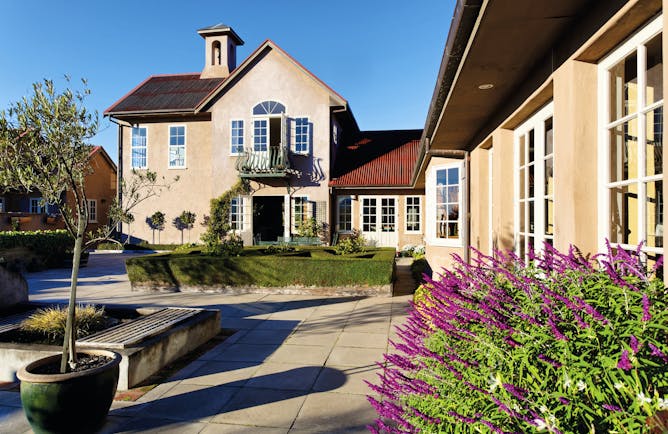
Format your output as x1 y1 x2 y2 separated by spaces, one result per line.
17 349 121 434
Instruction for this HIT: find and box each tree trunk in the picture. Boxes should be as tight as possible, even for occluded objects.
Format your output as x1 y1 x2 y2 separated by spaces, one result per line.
60 215 86 373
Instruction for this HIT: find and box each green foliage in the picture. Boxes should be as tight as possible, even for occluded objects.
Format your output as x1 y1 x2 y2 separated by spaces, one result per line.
149 211 166 230
0 230 73 269
173 243 199 253
173 210 196 244
370 246 668 433
126 247 395 288
201 179 250 253
263 243 296 254
410 257 431 283
335 229 366 255
20 305 110 344
202 234 244 256
295 217 324 238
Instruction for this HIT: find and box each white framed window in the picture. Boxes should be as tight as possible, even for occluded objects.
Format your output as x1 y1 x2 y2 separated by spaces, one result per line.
231 120 244 155
337 196 352 232
426 163 463 247
405 196 422 233
30 198 43 214
131 127 147 169
168 126 186 168
514 102 554 260
88 199 97 223
253 119 268 152
598 15 663 260
230 196 245 231
361 197 377 233
292 196 310 232
294 117 310 153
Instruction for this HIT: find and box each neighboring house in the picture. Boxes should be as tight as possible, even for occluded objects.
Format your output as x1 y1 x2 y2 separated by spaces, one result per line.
105 24 424 248
0 146 117 233
417 0 665 280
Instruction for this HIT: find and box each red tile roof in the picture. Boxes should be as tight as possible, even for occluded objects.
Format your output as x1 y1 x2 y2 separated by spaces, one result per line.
104 74 224 115
330 130 422 187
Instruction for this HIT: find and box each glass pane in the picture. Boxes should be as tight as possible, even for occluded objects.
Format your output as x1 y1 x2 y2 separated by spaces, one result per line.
609 118 639 182
447 204 459 220
528 200 535 234
609 51 638 121
610 183 639 245
528 236 534 252
545 157 554 196
519 235 526 259
447 168 459 185
447 222 459 239
436 169 446 186
646 34 663 107
545 198 554 235
646 107 663 176
646 180 664 248
447 186 459 203
519 202 525 233
529 129 535 162
519 135 526 166
519 167 526 199
528 164 535 198
545 117 553 155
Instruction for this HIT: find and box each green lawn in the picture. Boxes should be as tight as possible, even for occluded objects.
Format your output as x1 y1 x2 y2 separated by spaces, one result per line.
126 246 395 288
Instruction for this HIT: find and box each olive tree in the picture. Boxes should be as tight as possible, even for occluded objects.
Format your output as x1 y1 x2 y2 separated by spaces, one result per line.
0 78 176 372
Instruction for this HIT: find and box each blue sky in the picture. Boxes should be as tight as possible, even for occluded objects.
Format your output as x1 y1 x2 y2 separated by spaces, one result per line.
0 1 453 163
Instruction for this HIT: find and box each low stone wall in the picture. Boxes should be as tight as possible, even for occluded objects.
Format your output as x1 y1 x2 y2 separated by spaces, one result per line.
130 283 394 297
0 307 221 390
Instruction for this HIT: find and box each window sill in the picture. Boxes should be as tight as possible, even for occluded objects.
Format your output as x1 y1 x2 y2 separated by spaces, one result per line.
427 237 462 248
168 166 187 170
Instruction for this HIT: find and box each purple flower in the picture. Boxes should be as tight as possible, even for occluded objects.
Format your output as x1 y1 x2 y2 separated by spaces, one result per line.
558 397 570 405
649 343 668 362
617 350 632 371
642 293 651 322
602 403 622 412
629 335 641 353
537 354 562 368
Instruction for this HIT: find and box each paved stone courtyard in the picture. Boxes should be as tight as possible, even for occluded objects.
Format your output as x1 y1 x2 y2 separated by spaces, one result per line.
0 252 414 433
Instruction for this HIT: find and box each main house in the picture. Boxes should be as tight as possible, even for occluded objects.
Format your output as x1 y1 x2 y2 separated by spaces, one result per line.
106 24 424 248
418 0 665 280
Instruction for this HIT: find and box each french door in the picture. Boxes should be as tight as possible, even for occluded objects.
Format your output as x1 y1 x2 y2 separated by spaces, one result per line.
360 196 398 247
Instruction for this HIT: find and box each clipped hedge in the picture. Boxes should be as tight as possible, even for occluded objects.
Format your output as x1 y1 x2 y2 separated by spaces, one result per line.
0 230 73 269
126 247 395 289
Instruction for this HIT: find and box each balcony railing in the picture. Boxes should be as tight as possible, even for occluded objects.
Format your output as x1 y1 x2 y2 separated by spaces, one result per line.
235 146 296 178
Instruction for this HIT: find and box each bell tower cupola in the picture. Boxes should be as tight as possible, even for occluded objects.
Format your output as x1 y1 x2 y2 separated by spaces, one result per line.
198 24 244 79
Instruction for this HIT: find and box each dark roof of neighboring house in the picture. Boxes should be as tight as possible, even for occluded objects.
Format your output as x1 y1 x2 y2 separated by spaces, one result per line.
330 129 422 187
104 74 224 115
89 146 117 171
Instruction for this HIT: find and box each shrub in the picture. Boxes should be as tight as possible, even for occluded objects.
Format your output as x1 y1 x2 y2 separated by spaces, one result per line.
335 229 366 255
173 243 199 253
369 244 668 433
410 257 431 283
202 234 243 256
263 243 296 254
296 217 324 239
0 230 73 269
21 305 110 344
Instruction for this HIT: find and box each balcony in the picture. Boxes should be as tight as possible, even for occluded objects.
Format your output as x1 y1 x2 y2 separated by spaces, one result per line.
235 146 297 178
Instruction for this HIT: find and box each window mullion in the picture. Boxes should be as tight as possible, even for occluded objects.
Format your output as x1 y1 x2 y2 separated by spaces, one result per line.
638 44 647 245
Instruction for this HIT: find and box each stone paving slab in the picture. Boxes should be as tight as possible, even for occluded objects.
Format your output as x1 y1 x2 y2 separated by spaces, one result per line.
0 253 415 433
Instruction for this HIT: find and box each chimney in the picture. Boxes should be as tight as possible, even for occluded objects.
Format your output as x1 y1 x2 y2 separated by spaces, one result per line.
198 24 244 79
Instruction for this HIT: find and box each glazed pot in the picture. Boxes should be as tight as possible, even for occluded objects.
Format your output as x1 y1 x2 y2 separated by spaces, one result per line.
17 349 121 434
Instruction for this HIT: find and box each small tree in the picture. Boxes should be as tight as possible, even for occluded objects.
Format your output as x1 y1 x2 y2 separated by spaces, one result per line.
0 78 176 372
147 211 165 244
174 211 196 244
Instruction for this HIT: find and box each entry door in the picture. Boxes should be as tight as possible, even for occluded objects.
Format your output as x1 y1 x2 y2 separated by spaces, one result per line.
360 197 398 247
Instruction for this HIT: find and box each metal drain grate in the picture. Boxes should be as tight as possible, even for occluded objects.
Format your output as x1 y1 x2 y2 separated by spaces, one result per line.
77 307 201 349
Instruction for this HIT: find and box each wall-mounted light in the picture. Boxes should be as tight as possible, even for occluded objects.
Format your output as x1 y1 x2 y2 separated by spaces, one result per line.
478 83 494 90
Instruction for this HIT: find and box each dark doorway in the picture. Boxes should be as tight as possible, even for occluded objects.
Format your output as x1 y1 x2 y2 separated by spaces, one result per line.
253 196 284 243
269 117 281 149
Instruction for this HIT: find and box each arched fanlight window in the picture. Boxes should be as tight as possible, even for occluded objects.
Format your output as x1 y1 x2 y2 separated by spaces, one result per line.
253 101 285 115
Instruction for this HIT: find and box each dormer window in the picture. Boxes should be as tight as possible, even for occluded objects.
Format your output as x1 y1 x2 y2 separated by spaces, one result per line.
253 101 285 115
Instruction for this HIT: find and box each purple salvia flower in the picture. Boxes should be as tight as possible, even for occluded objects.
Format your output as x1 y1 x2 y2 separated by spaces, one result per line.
617 350 632 371
502 383 527 401
537 354 562 368
642 293 651 322
602 404 623 412
547 318 568 341
629 335 641 353
558 397 570 405
649 343 668 362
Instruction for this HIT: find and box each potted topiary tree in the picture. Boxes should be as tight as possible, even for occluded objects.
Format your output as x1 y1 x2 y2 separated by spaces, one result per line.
147 210 166 244
0 78 176 433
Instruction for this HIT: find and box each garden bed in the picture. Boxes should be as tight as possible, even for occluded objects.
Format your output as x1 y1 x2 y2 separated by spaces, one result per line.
0 304 220 390
126 247 395 296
